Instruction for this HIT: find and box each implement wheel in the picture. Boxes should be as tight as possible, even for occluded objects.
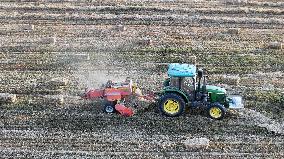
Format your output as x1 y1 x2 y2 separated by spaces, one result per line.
104 101 116 113
159 93 185 117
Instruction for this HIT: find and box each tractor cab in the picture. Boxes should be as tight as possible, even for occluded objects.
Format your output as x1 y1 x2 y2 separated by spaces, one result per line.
165 63 207 101
165 63 197 99
159 63 244 120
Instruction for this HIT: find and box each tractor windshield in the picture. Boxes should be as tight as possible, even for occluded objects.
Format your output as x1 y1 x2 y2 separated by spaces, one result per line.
169 77 195 92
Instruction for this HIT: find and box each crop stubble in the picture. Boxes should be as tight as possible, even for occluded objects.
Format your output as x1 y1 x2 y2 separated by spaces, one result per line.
0 0 283 158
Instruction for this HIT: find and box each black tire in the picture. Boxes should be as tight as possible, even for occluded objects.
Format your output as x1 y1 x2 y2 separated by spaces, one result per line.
159 93 185 117
104 101 116 113
207 103 226 120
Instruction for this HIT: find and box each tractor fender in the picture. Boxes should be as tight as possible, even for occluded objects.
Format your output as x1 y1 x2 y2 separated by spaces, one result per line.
162 87 190 103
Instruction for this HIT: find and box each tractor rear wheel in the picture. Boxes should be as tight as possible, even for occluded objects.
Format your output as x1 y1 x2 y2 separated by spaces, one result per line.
207 103 226 120
159 93 185 117
104 101 116 113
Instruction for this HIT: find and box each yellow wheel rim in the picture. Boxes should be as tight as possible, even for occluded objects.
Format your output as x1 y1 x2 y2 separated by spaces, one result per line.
163 99 180 114
209 107 222 119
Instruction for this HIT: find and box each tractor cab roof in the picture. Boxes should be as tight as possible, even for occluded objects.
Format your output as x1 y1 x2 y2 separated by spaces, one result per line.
168 63 196 77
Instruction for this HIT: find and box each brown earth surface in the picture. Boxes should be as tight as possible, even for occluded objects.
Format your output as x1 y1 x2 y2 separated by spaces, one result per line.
0 0 284 158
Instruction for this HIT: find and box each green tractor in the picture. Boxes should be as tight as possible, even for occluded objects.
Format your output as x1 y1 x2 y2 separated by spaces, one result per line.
158 63 244 120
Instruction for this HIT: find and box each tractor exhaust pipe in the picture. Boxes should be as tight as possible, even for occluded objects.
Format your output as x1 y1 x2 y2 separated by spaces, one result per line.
202 70 207 93
195 69 203 100
197 69 203 92
202 77 206 91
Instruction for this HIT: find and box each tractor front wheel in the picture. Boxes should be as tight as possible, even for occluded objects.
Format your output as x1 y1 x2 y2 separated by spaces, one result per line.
207 103 226 120
159 93 185 117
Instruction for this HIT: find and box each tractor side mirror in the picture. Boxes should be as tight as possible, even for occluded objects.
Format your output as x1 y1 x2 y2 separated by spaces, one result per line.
197 69 203 78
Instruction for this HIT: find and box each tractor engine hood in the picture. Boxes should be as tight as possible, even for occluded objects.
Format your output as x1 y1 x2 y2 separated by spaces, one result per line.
205 85 226 94
205 85 244 109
